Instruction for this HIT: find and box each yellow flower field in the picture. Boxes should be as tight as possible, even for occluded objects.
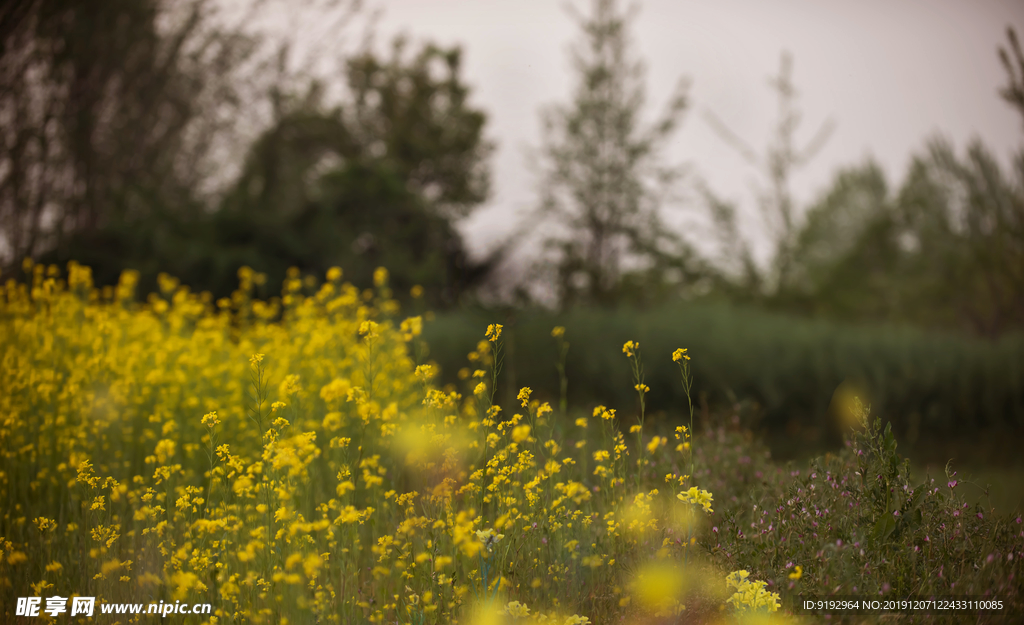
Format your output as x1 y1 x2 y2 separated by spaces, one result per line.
0 261 769 624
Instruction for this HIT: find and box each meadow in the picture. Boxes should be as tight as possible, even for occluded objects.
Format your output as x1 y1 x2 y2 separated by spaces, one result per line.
1 261 1022 624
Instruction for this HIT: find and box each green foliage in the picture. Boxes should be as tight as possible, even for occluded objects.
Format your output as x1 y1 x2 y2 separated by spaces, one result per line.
776 139 1024 336
37 35 497 304
204 39 495 303
706 407 1024 619
770 28 1024 337
422 303 1024 439
343 38 493 220
206 158 477 304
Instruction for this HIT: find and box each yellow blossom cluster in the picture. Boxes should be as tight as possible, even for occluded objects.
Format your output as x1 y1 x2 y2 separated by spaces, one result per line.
0 261 763 623
725 570 782 613
677 487 715 514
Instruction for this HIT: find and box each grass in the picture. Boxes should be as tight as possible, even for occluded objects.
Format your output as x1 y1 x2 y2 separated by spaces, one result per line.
762 430 1024 515
910 464 1024 516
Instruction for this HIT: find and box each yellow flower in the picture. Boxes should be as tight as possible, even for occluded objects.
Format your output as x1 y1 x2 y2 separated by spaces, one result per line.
410 284 424 298
672 348 690 362
622 340 637 357
726 570 750 589
400 316 423 340
249 353 264 367
635 383 649 394
373 267 389 287
511 424 531 443
504 601 530 618
434 556 453 570
476 528 504 552
517 387 532 407
551 326 566 338
788 565 803 580
677 487 714 513
201 411 220 427
485 323 503 342
326 266 343 282
726 569 780 612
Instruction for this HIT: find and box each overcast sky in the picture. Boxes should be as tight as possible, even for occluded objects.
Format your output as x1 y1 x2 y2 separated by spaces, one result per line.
366 0 1024 266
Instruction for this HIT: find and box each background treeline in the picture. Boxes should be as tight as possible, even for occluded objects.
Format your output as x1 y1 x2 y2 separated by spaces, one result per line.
1 0 498 306
3 0 1022 335
3 0 1022 329
423 305 1024 455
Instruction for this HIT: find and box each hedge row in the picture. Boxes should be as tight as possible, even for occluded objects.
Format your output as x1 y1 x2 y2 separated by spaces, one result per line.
421 303 1024 441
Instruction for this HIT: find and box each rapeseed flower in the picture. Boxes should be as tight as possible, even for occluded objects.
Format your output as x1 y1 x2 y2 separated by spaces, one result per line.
373 266 389 287
201 411 220 427
726 570 781 613
677 486 715 513
504 600 530 617
476 528 505 552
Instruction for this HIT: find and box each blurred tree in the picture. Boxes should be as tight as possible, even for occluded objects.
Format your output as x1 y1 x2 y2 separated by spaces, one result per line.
703 51 834 298
530 0 694 307
1000 27 1024 128
776 160 904 319
901 137 1024 336
206 39 498 304
343 38 492 221
7 0 496 304
0 0 263 270
775 28 1024 336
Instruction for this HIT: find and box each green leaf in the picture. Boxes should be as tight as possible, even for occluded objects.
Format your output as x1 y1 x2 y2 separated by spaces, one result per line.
872 513 897 543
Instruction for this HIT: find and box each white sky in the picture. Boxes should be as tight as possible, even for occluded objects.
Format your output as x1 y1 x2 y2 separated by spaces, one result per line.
364 0 1024 268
